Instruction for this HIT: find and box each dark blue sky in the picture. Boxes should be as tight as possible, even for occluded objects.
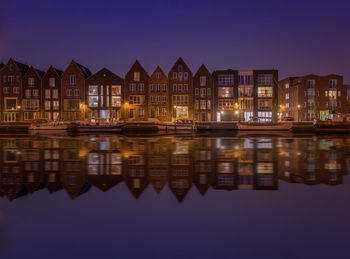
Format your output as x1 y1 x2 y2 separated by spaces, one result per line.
1 0 350 84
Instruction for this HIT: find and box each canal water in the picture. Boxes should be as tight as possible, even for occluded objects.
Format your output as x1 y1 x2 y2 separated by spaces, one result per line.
0 133 349 259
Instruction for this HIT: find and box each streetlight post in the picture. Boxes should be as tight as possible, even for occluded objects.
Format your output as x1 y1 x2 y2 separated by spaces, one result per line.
297 104 301 122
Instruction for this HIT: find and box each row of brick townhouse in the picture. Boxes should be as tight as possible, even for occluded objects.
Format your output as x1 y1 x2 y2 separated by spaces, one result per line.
1 57 349 122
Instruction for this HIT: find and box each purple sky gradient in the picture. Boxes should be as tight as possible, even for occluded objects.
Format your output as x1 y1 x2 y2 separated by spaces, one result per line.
1 0 349 85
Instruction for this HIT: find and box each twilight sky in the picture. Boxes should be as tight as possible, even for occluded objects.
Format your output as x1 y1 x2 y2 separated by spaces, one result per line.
1 0 349 84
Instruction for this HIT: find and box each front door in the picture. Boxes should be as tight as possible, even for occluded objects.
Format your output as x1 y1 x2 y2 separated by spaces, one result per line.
5 112 18 122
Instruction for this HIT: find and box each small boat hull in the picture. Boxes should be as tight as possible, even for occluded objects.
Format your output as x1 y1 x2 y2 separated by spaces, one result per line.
76 124 124 133
314 122 350 133
29 124 68 131
238 123 292 131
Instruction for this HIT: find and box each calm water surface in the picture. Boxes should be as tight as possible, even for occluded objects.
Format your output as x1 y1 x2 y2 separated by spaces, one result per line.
0 133 349 259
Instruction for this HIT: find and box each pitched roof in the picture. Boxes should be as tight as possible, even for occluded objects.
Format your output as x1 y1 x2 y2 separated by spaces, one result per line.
14 60 29 75
150 65 167 79
194 64 210 76
75 62 92 78
87 67 123 81
53 67 64 77
35 68 45 78
126 60 149 78
169 57 192 74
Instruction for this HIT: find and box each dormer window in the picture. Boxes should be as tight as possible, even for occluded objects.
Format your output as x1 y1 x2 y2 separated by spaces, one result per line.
156 72 161 79
178 65 183 72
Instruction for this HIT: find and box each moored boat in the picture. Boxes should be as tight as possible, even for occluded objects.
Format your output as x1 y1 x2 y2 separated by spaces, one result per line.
73 121 125 133
29 119 68 131
313 120 350 133
238 122 292 131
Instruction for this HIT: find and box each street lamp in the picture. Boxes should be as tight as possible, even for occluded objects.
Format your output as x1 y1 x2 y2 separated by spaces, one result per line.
297 104 301 122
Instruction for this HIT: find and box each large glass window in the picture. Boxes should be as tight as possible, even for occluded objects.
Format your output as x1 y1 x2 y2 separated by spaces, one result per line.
218 87 234 98
88 96 99 107
238 87 253 97
258 99 272 110
111 96 121 106
218 75 234 85
111 85 121 95
258 87 273 97
89 85 98 95
257 74 273 85
218 100 233 110
88 85 99 107
238 75 253 85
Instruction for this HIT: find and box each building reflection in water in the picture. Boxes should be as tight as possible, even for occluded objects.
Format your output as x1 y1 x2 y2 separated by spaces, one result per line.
0 135 349 202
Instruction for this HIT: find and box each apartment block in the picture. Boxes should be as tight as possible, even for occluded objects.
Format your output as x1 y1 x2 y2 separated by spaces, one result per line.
212 69 238 121
279 74 350 121
213 69 278 122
